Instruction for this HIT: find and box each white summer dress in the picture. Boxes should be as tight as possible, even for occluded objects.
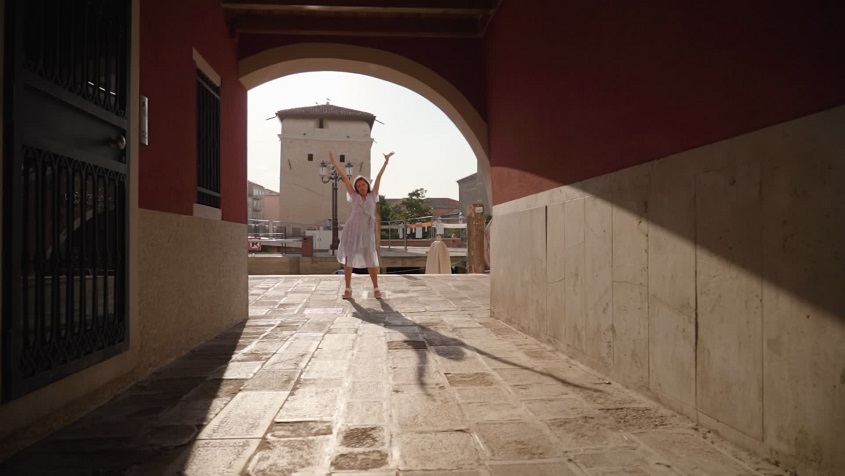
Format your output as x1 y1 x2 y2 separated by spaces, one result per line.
337 192 379 268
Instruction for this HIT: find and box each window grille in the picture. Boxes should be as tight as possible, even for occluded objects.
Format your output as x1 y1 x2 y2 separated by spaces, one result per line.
196 69 220 208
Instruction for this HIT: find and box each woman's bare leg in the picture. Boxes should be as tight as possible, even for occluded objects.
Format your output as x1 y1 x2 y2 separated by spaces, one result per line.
343 260 352 299
368 267 380 298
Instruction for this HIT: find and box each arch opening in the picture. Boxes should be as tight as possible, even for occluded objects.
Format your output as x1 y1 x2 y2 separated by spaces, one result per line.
239 43 492 207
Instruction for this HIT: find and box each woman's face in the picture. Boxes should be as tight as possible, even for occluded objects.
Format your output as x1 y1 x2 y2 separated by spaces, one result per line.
355 179 369 195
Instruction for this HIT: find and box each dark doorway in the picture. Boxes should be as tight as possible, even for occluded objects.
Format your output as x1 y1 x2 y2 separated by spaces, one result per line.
2 0 131 401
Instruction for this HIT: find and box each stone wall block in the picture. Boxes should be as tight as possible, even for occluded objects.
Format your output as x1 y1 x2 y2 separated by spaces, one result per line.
695 161 763 439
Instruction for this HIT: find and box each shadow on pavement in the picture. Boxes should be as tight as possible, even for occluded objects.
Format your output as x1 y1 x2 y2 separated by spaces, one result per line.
0 321 251 475
346 298 602 395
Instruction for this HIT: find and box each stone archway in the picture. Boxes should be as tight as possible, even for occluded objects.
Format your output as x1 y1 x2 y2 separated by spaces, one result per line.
239 42 492 206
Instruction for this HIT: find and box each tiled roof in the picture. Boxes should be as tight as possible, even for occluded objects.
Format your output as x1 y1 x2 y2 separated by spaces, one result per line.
275 104 376 128
386 197 460 210
426 197 460 210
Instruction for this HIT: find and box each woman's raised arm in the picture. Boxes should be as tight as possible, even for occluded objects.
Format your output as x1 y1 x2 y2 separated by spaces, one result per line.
372 151 394 195
329 151 354 195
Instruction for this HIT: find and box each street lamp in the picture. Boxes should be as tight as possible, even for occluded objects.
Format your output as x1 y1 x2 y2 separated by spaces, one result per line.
319 160 354 255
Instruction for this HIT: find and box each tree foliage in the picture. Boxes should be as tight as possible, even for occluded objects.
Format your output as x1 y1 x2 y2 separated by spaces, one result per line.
395 188 433 221
378 189 435 239
378 195 397 223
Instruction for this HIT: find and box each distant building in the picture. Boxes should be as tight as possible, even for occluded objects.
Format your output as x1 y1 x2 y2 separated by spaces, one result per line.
385 197 461 220
276 103 375 228
457 172 490 217
426 197 462 219
263 189 281 230
247 180 266 222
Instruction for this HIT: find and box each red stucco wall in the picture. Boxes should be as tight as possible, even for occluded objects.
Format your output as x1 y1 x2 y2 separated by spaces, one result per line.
485 1 845 204
140 0 247 223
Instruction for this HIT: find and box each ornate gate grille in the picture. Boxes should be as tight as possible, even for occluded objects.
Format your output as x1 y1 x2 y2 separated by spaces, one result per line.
3 0 131 401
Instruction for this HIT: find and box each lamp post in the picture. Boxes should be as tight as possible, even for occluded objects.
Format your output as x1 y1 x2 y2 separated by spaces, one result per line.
319 160 354 255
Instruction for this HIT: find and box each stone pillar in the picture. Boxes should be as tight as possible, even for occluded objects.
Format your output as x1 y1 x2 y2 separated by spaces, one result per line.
467 202 486 273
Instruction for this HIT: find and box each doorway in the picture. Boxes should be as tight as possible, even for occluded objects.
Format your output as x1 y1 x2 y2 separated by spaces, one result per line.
2 0 131 401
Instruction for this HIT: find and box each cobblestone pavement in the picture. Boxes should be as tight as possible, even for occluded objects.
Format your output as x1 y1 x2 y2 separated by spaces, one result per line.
1 275 787 475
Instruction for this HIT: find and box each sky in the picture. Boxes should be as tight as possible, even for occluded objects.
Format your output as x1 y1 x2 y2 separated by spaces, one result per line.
247 72 478 200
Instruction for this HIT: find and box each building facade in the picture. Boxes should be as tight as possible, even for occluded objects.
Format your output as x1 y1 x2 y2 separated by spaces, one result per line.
247 180 266 221
262 189 282 233
457 172 490 217
276 104 374 228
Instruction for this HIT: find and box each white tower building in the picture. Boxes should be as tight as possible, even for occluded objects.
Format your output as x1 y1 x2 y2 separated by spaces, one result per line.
275 104 375 230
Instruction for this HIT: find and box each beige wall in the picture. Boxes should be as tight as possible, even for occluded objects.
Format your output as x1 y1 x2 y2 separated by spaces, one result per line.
278 117 373 226
491 105 845 475
138 209 247 370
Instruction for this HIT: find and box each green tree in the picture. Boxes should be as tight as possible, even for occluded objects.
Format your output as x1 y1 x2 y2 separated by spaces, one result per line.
378 194 397 239
378 194 396 223
393 188 434 239
396 188 433 221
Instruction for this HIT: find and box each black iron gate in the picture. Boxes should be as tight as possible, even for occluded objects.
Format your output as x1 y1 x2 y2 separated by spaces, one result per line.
2 0 131 401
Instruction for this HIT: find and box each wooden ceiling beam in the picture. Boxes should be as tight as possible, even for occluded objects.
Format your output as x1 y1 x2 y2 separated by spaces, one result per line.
229 13 483 38
221 0 497 14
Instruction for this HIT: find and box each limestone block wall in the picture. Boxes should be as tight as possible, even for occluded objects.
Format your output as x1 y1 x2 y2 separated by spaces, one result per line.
491 106 845 475
247 256 345 275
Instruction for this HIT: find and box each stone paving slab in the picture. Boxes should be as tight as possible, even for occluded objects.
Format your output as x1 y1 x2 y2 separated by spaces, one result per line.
0 275 787 476
172 439 261 476
197 391 288 439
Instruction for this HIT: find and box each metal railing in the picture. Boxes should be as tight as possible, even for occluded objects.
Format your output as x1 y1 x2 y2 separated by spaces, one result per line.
379 215 467 251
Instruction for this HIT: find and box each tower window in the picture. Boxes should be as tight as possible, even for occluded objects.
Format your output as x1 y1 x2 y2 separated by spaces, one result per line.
307 153 313 161
339 154 345 162
318 118 325 129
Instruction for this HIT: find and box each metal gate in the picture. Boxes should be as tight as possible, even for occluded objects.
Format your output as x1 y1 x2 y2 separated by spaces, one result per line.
2 0 131 401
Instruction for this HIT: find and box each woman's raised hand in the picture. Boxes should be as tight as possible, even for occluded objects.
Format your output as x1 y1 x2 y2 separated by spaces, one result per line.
383 151 395 161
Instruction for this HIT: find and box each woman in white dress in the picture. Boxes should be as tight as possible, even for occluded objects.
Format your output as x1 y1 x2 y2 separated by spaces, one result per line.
328 150 394 299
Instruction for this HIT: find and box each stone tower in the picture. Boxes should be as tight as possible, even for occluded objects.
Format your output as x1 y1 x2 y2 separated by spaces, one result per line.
275 103 375 229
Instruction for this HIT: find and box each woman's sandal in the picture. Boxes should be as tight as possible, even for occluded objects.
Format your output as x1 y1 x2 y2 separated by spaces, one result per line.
373 288 382 299
342 288 352 300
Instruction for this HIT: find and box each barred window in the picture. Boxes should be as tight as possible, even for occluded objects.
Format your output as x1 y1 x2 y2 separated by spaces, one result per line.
196 69 220 208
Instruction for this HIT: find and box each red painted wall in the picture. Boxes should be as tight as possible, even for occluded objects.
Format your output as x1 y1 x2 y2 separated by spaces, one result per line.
485 1 845 204
140 0 247 223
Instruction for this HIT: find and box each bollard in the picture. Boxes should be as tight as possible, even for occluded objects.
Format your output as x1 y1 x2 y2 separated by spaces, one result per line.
301 235 314 258
467 202 486 273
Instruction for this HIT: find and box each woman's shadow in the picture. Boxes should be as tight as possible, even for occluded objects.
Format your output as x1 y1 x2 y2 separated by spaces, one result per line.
345 297 601 397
